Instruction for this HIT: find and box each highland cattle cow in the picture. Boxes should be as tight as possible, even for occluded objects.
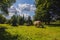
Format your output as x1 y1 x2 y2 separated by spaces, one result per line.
33 21 44 28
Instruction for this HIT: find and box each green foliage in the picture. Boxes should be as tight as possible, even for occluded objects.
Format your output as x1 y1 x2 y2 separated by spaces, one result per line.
10 15 25 26
8 15 33 26
18 15 24 25
0 14 6 24
26 16 33 26
35 0 50 21
35 0 60 24
6 19 11 24
0 0 16 14
10 15 18 26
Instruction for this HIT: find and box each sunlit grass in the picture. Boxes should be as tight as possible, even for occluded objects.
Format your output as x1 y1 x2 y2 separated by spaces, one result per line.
0 24 60 40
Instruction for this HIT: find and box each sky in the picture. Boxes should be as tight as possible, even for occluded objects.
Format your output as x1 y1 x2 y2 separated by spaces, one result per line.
7 0 36 19
6 0 60 19
14 0 35 6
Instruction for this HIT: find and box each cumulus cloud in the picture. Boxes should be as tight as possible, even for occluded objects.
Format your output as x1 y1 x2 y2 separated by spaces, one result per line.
9 3 36 13
18 3 36 11
30 5 36 11
8 6 16 13
8 3 36 19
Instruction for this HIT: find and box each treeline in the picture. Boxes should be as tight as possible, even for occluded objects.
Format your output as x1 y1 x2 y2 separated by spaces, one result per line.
0 14 33 26
34 0 60 24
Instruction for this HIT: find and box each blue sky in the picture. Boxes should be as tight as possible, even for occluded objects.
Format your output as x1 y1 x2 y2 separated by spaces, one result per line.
14 0 35 6
12 0 35 16
16 0 34 4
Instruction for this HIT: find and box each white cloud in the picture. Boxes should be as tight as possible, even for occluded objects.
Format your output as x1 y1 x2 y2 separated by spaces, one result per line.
18 12 30 17
9 3 36 13
9 13 15 16
30 5 36 11
18 3 36 11
18 3 30 11
8 3 36 19
23 13 29 17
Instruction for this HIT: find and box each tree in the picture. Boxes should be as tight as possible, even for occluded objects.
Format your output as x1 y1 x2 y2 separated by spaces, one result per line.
26 16 33 26
0 0 16 14
35 0 51 21
6 19 11 24
18 15 24 25
0 14 6 24
10 15 18 26
35 0 60 24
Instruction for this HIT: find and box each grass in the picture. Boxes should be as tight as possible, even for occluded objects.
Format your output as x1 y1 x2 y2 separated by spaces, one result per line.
0 24 60 40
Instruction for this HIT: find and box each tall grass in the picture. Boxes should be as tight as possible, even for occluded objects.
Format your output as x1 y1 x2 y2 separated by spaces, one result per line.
0 24 60 40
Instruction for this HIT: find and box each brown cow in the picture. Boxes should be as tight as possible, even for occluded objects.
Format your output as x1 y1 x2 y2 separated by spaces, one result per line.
33 21 44 28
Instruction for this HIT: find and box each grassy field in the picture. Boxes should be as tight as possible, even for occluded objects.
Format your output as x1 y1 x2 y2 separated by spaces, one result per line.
0 24 60 40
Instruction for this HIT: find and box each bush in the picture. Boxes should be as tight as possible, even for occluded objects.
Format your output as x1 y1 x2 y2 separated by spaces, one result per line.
0 14 6 24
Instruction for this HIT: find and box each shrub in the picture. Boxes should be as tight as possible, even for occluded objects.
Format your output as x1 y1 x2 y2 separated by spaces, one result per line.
0 14 6 24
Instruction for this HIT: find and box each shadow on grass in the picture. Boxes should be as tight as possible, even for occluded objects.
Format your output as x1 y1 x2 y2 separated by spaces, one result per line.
47 24 60 27
0 27 18 40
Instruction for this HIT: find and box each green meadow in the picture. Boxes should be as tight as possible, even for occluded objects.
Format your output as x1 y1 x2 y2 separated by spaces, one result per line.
0 0 60 40
0 24 60 40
